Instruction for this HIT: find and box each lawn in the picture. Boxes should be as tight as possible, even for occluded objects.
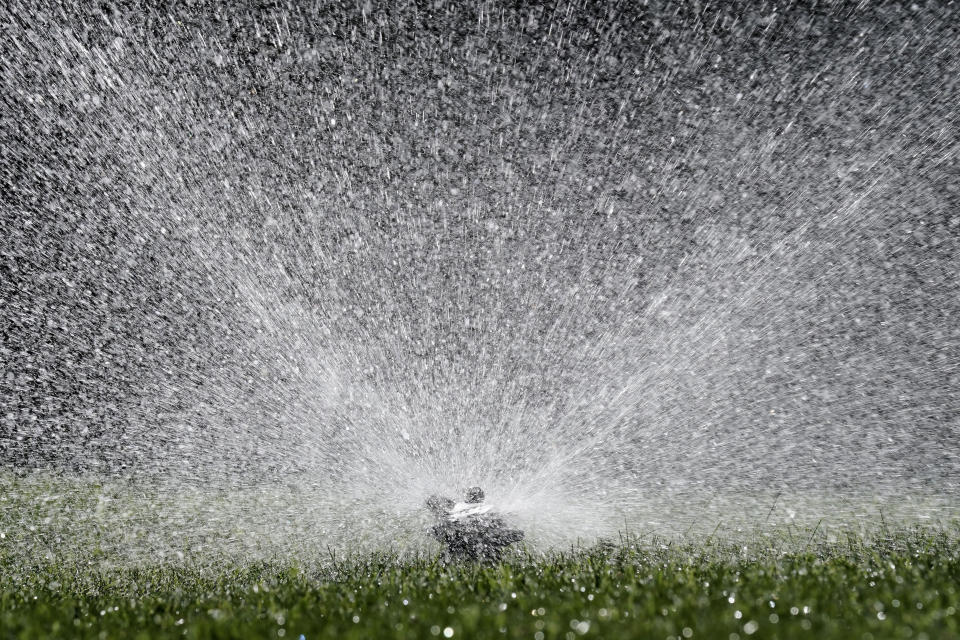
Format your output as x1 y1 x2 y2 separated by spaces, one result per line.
2 525 958 639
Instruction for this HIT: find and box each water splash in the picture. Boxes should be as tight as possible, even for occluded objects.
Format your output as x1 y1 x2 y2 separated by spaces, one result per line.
2 2 958 561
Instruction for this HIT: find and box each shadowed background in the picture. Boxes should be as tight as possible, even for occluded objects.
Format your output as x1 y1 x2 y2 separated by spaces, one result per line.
1 0 958 556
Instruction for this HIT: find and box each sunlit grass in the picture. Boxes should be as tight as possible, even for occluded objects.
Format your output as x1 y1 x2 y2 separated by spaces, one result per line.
2 523 959 639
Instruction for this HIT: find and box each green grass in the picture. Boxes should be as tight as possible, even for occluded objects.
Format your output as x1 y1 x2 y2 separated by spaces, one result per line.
2 527 959 640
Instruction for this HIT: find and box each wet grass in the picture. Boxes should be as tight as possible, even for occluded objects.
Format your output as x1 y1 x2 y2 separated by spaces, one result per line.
2 527 959 639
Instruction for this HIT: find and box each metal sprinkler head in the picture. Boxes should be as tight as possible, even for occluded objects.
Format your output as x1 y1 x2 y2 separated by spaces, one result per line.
426 494 455 517
465 486 485 504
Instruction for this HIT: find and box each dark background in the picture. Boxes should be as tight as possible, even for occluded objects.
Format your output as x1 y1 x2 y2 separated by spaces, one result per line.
1 1 957 492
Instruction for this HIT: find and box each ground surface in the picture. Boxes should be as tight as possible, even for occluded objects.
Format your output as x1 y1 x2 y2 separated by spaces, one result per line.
2 527 958 640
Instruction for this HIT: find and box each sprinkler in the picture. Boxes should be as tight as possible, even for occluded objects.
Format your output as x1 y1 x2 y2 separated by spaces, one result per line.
426 486 525 562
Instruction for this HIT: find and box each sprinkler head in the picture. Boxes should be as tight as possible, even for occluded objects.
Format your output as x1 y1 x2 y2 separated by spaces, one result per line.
465 486 484 503
426 494 455 516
